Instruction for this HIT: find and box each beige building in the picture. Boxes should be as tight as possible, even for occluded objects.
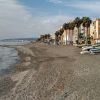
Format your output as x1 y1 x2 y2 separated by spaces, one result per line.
62 30 73 45
90 18 100 43
51 34 55 40
60 18 100 45
62 30 67 45
73 24 85 44
51 34 56 44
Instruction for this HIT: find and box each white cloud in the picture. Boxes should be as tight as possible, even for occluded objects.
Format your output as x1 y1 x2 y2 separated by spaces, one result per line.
48 0 100 16
31 15 73 34
0 0 72 39
2 0 100 40
0 0 73 39
0 0 35 39
66 1 100 12
48 0 62 4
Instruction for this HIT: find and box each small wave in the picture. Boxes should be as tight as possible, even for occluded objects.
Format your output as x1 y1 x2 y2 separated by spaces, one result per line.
0 47 20 75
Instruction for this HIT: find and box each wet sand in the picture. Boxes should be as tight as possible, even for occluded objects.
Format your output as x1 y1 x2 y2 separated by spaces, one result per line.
0 42 100 100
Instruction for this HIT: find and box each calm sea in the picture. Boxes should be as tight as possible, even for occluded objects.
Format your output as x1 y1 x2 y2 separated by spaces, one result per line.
0 40 32 75
0 39 35 75
0 47 19 75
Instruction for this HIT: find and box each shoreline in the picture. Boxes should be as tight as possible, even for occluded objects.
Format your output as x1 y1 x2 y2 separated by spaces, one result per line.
0 43 43 75
0 42 40 77
0 42 38 98
0 46 20 76
0 44 30 76
9 42 36 73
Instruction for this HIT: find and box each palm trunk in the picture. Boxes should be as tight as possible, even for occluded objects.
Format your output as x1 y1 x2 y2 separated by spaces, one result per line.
72 29 74 44
85 27 88 45
65 30 68 45
55 35 57 45
68 29 70 44
78 27 79 44
63 30 67 45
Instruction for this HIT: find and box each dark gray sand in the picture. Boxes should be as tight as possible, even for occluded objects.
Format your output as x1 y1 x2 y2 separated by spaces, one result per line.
0 42 100 100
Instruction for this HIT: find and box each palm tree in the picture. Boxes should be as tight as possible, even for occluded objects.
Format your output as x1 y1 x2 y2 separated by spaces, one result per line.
69 21 75 33
74 17 82 44
46 34 51 44
55 31 60 45
82 17 92 45
58 28 64 44
39 35 44 42
62 23 70 45
47 34 50 38
67 22 72 44
69 21 75 44
59 27 64 34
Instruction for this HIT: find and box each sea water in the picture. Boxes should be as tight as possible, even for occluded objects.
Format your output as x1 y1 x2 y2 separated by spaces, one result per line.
0 47 19 75
0 41 30 45
0 40 33 75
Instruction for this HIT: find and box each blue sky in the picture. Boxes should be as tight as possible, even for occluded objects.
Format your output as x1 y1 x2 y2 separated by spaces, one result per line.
19 0 100 20
18 0 100 17
0 0 100 39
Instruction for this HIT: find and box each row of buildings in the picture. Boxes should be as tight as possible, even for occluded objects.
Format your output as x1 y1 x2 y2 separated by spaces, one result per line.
90 18 100 43
38 18 100 45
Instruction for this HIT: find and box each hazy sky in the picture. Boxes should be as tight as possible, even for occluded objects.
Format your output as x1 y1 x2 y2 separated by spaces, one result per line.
0 0 100 39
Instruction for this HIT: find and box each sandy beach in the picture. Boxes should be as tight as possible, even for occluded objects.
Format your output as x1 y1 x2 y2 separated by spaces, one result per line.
0 42 100 100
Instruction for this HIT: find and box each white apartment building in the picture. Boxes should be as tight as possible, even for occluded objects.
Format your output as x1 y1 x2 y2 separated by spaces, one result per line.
90 18 100 43
73 24 85 44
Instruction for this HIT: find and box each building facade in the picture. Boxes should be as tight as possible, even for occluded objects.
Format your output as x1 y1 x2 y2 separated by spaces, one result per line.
73 24 85 44
51 34 56 44
90 18 100 43
60 18 100 45
62 30 73 45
